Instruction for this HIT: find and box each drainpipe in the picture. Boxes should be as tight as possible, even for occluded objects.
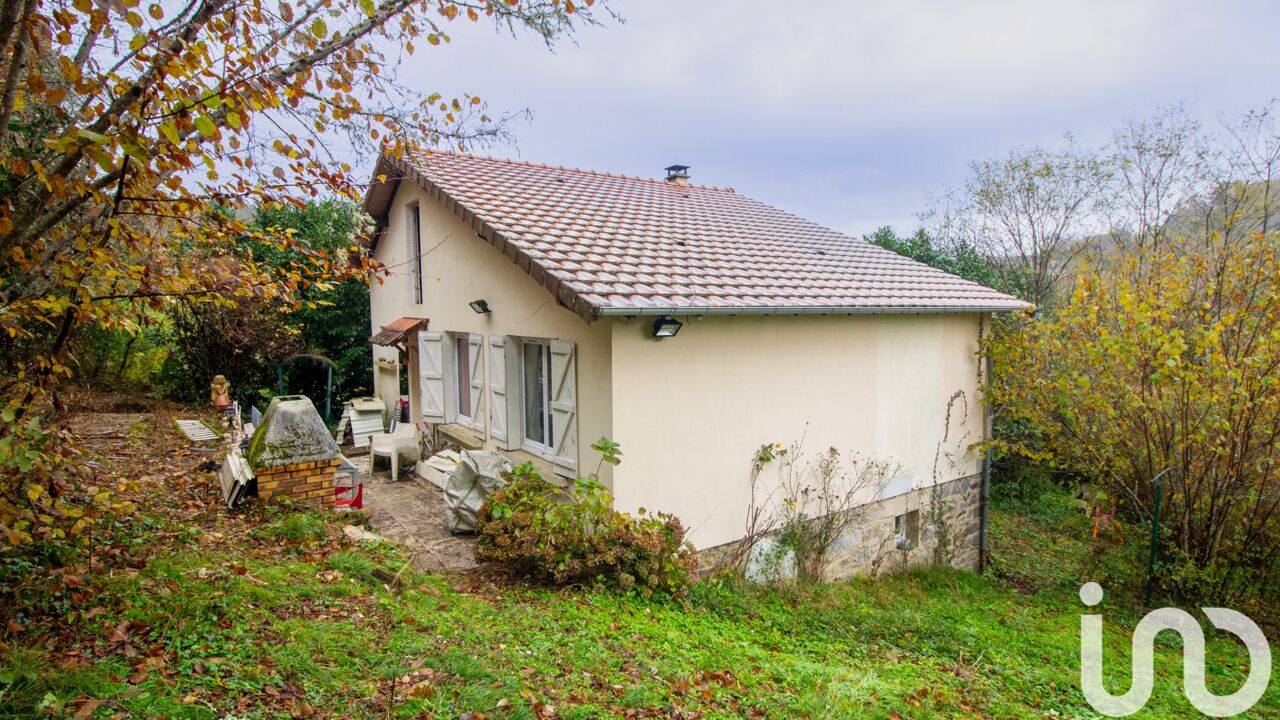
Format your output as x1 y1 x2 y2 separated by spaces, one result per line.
979 352 994 573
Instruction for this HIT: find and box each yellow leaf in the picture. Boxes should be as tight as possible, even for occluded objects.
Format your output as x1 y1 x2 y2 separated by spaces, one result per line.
195 115 217 137
76 129 110 145
310 18 327 38
26 485 43 502
58 57 81 83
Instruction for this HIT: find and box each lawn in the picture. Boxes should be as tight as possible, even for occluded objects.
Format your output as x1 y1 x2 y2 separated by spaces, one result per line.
1 413 1276 718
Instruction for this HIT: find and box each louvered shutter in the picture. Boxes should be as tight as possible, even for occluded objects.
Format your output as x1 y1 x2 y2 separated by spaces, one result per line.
488 336 521 450
467 334 486 432
549 339 578 477
417 331 446 423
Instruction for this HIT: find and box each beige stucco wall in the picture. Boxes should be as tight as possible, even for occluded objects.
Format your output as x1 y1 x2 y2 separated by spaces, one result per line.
369 181 613 481
368 178 990 551
609 313 987 550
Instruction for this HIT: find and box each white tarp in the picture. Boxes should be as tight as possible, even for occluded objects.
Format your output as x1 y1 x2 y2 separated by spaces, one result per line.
443 450 511 534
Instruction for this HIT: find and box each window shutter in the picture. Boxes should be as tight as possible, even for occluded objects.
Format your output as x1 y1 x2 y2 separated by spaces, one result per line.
549 339 578 478
418 331 446 423
488 336 521 450
468 334 486 432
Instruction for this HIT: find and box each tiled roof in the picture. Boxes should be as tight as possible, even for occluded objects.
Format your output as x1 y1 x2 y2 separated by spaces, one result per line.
370 316 427 346
364 152 1029 321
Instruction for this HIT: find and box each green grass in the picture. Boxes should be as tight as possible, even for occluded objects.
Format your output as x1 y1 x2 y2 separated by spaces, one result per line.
256 512 329 543
2 504 1276 718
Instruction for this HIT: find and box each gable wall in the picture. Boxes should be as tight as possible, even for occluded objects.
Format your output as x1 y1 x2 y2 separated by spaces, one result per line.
369 181 613 481
609 313 988 550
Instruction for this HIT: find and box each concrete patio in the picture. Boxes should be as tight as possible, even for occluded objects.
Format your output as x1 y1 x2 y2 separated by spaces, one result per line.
350 454 479 573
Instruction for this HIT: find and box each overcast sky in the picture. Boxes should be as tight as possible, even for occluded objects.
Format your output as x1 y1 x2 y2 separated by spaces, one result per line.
403 0 1279 237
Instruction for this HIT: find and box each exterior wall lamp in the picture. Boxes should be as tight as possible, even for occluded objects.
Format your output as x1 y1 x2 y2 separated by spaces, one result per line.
651 316 682 339
469 299 491 315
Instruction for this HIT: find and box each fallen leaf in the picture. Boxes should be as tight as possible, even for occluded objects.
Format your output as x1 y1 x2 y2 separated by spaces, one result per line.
73 698 100 720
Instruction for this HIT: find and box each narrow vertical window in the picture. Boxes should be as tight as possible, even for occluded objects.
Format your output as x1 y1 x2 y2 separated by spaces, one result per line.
408 203 423 304
455 333 471 421
521 340 553 449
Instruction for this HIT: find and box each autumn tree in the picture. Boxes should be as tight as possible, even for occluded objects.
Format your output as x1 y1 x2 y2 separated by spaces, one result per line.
986 237 1280 606
0 0 607 546
925 141 1111 309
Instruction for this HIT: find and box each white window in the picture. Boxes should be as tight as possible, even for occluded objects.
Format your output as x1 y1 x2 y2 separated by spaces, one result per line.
895 510 920 550
454 332 472 423
521 340 554 454
407 203 422 304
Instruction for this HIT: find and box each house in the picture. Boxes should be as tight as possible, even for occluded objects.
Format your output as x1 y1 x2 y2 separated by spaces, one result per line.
362 152 1027 576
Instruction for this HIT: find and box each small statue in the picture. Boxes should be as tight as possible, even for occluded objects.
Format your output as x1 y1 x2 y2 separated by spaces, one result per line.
210 375 232 411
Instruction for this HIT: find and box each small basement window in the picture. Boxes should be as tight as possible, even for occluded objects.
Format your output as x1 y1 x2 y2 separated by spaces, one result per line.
895 510 920 550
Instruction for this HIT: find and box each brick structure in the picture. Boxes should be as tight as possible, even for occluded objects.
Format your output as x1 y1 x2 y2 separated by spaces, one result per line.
255 458 343 505
247 395 343 508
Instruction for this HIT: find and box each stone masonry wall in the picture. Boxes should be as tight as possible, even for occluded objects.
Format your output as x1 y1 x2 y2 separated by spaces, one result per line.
255 458 343 506
699 473 984 582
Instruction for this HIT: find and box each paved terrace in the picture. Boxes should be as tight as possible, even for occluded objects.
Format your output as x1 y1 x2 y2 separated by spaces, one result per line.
350 454 478 573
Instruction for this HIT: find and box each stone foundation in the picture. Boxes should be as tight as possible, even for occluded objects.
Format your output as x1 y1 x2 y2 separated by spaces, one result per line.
699 473 984 582
255 458 343 506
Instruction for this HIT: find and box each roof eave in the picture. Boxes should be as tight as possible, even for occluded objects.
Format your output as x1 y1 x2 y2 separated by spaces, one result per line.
593 304 1030 317
371 153 601 324
361 155 400 251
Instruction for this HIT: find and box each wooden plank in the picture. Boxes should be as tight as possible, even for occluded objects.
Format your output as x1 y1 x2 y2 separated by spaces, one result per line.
175 419 219 442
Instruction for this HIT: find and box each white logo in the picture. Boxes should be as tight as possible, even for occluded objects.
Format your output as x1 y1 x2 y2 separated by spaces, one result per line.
1079 582 1271 717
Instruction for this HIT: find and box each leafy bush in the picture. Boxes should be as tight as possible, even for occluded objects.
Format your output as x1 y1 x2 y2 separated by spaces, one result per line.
986 241 1280 607
476 462 697 597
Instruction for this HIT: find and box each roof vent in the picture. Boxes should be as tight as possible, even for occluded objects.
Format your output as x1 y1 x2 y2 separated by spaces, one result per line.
664 164 690 185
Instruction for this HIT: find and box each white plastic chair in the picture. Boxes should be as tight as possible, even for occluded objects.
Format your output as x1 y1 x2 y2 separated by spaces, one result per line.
369 420 417 482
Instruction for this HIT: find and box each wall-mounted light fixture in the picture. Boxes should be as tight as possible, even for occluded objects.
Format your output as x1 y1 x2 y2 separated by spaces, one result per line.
469 299 491 315
651 316 683 339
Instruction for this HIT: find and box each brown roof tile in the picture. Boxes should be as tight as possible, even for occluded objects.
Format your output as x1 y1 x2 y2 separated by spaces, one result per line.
364 152 1029 321
370 316 427 346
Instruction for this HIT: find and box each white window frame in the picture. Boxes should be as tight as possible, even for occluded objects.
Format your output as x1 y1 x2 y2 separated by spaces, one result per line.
407 202 422 305
519 338 555 460
895 510 920 550
452 332 473 427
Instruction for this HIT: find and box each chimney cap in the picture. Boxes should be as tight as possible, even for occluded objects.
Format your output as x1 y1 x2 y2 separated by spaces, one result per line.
664 164 690 179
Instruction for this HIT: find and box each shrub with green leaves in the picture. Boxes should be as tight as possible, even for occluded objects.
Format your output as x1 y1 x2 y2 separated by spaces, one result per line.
476 454 697 597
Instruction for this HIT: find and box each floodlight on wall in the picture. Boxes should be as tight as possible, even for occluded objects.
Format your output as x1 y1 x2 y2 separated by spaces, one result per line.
469 299 491 315
651 316 683 339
